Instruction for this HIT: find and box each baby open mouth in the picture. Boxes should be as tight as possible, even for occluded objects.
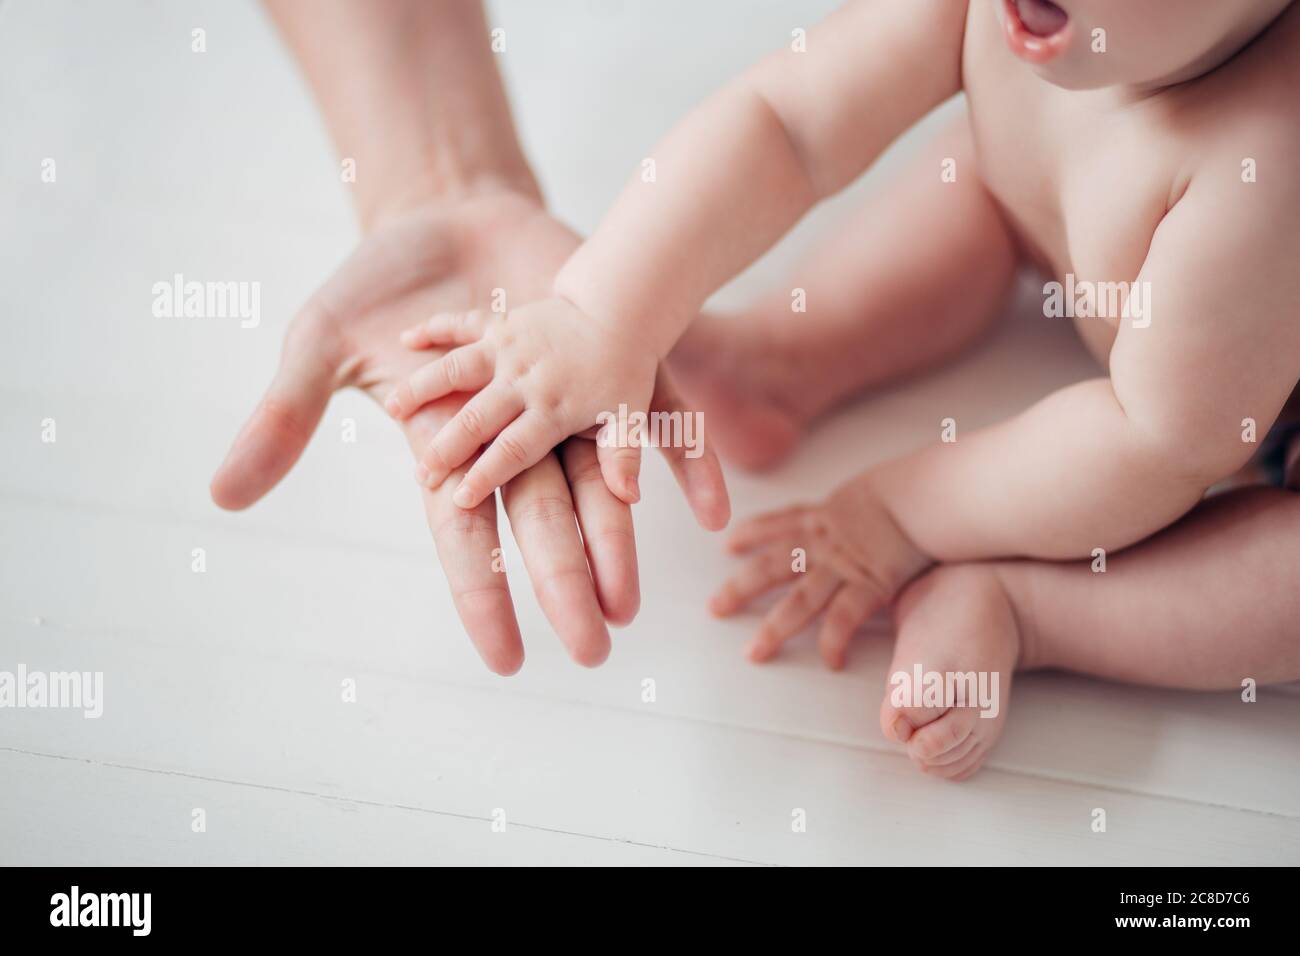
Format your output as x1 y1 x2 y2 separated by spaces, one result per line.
1013 0 1069 38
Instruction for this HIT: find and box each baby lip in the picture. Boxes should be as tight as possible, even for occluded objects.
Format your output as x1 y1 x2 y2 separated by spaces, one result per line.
1013 0 1069 38
1002 0 1071 63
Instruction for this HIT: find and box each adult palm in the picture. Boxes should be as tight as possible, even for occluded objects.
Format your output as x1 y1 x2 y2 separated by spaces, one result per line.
211 189 729 674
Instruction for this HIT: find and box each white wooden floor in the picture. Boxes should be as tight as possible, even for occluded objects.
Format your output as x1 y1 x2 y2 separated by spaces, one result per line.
3 0 1298 866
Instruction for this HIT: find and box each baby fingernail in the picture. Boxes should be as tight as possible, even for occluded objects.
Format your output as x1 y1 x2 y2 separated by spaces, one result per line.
414 463 431 486
384 394 401 416
452 483 474 508
626 476 640 501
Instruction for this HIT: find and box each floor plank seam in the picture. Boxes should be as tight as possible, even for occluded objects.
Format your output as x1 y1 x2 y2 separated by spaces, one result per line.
6 615 1296 815
8 718 1298 824
977 762 1300 824
7 505 1298 815
0 746 772 866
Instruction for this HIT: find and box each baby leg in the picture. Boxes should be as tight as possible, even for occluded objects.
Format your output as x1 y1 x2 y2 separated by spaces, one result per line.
667 112 1020 469
879 563 1022 781
1002 486 1300 689
880 487 1300 780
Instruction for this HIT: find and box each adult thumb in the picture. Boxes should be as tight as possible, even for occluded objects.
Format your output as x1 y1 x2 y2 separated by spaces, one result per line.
210 315 339 510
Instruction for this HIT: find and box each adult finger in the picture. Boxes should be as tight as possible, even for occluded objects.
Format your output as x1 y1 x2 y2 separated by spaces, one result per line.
210 214 460 511
562 439 640 625
651 369 730 530
210 309 340 510
500 454 612 667
405 404 525 676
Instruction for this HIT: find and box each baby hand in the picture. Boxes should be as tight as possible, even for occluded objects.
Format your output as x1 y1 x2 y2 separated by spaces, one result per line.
385 300 658 508
709 479 931 668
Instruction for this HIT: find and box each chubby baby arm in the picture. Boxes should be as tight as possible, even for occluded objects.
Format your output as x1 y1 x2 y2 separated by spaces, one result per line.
871 160 1300 562
388 0 966 509
713 140 1300 664
554 0 966 348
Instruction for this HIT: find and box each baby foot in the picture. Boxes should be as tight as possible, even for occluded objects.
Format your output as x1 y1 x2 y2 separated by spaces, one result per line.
665 312 803 471
878 565 1020 781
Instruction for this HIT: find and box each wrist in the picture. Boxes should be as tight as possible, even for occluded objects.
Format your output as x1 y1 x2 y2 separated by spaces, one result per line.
841 469 933 582
268 0 542 234
552 256 679 362
358 160 541 235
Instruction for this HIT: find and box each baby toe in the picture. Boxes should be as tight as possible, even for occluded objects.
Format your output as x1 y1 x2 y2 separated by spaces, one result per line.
941 744 991 782
878 694 949 745
906 709 977 764
915 727 981 772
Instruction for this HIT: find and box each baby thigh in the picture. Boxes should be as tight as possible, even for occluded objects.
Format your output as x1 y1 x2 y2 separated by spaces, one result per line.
995 487 1300 690
759 110 1021 384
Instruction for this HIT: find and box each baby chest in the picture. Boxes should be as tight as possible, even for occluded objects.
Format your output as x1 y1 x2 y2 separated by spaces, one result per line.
971 100 1168 281
977 112 1169 360
962 9 1174 287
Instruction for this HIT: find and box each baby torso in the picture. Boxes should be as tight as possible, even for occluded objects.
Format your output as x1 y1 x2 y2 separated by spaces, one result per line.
960 1 1298 369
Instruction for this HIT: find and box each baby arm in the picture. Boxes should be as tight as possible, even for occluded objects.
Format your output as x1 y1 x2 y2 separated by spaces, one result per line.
713 162 1300 660
389 0 967 508
871 163 1300 562
554 0 967 356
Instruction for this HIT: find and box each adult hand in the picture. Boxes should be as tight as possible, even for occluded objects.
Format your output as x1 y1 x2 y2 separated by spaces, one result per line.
211 189 729 674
